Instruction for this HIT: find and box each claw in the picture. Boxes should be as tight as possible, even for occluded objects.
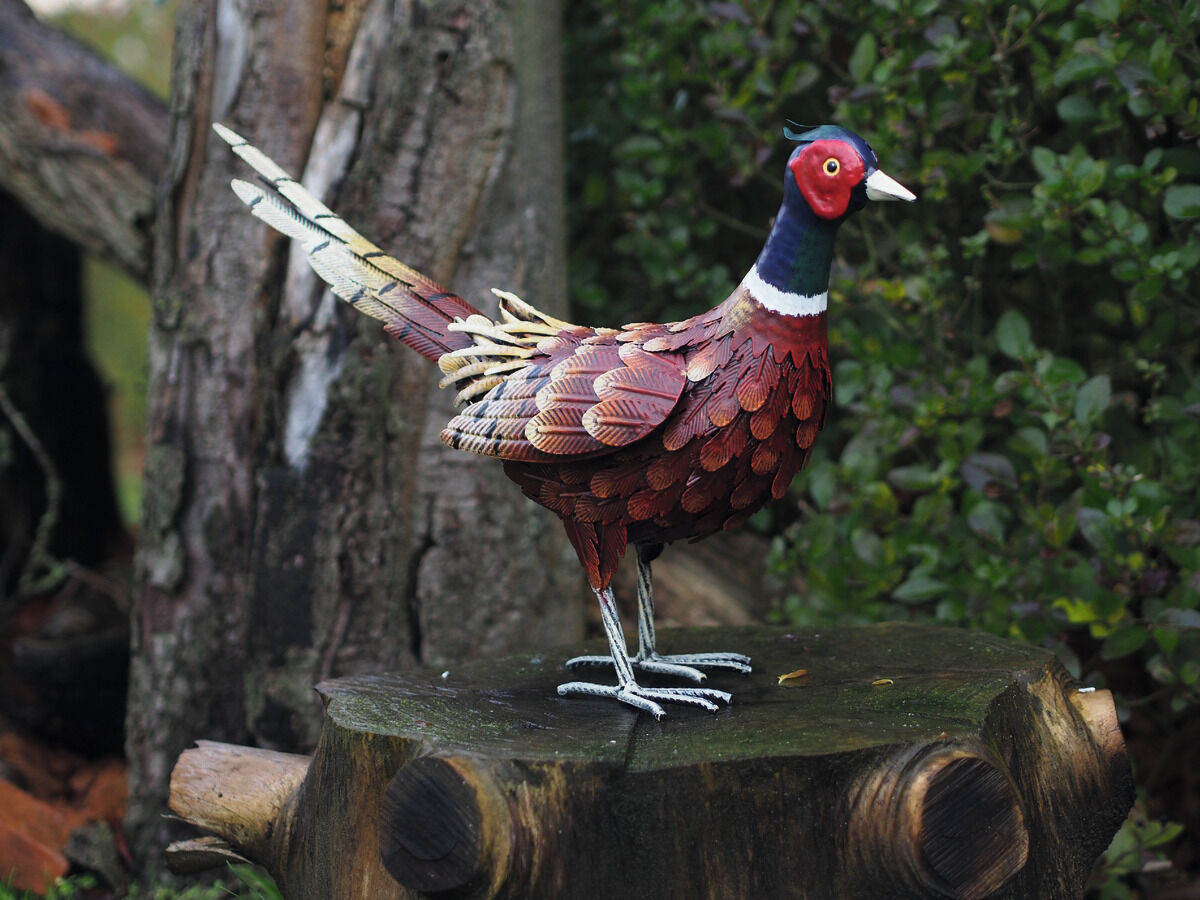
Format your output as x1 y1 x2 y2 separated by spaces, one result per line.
646 651 752 675
557 680 733 719
632 658 709 683
568 584 744 718
565 653 624 669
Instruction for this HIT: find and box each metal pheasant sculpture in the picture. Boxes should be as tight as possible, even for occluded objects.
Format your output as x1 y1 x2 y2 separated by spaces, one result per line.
214 122 915 719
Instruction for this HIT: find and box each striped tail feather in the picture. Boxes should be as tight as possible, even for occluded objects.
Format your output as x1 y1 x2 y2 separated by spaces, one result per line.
214 123 479 361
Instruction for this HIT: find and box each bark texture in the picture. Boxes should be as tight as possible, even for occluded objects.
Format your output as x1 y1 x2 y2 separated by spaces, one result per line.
0 0 166 282
127 0 577 867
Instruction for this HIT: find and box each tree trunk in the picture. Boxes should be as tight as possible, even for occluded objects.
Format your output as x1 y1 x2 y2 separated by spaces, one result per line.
126 0 577 868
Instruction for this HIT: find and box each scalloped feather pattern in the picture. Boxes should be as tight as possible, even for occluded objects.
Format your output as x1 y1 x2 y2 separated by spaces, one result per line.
220 120 846 593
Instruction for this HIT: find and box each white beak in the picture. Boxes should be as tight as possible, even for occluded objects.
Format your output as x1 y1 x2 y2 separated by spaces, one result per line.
865 168 917 202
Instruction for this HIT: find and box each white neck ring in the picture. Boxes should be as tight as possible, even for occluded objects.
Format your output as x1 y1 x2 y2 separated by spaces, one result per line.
742 265 827 318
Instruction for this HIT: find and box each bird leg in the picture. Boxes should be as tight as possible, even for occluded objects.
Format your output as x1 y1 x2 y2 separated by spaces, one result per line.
631 545 753 677
565 545 752 684
557 585 734 719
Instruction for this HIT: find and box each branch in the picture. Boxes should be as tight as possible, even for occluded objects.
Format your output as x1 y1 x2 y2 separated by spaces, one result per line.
0 379 65 600
0 0 167 283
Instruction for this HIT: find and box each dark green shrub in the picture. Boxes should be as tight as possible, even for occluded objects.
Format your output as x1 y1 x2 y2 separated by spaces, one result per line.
566 0 1200 890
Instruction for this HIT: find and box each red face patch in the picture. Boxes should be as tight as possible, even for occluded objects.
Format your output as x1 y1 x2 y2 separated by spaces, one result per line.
788 139 866 220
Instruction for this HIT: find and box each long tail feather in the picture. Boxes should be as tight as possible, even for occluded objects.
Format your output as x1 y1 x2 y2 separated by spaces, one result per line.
214 123 479 361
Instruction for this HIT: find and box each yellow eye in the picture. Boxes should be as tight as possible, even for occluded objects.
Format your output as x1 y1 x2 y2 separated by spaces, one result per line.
824 158 840 176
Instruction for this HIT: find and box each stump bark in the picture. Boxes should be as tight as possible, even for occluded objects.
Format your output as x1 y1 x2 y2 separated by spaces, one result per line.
167 623 1132 899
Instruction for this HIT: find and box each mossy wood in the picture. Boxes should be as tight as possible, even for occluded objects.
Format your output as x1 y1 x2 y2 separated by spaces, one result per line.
167 624 1132 899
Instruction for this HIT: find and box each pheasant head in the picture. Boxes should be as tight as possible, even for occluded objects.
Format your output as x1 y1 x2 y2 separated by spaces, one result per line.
745 125 915 316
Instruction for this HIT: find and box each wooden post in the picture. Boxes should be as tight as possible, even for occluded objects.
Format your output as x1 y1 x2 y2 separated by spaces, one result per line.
168 624 1132 899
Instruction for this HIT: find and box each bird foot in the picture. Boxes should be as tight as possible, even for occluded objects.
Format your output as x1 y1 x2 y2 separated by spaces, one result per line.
556 679 733 719
646 650 753 674
566 651 752 683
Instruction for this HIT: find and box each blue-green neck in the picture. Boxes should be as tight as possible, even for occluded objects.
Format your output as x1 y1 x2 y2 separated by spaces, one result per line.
752 195 840 297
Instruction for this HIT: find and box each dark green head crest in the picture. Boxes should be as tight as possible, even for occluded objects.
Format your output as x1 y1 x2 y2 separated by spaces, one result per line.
783 121 877 166
783 121 820 142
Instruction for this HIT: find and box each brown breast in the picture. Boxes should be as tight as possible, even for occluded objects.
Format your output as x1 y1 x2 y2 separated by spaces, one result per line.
503 298 831 589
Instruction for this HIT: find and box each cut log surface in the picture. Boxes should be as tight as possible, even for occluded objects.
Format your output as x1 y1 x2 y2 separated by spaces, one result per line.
167 624 1132 900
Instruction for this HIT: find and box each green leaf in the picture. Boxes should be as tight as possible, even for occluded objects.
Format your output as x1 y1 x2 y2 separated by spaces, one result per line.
1052 54 1109 87
1130 276 1162 305
1044 505 1078 548
849 33 878 83
1075 160 1106 195
993 371 1024 393
807 463 836 511
1074 374 1112 423
1087 0 1121 22
961 452 1018 491
1141 821 1185 849
616 134 664 159
893 574 947 603
229 863 286 898
968 500 1007 542
1182 659 1200 686
1159 608 1200 629
995 310 1034 359
1009 426 1048 458
1076 507 1117 554
1044 356 1087 386
1155 627 1181 656
888 465 938 492
1054 596 1099 625
1112 259 1140 281
1128 90 1155 117
852 527 885 567
841 432 882 482
1164 184 1200 219
835 358 865 404
1056 94 1099 123
1030 146 1059 180
1147 36 1175 80
1101 624 1149 660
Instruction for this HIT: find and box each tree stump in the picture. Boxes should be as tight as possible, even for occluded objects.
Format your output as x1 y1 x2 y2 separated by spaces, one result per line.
167 624 1132 899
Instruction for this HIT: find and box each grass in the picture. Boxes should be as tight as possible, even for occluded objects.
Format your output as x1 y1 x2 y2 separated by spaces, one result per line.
1 866 283 900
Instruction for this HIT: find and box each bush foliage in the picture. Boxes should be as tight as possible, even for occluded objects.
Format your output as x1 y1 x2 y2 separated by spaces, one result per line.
566 0 1200 892
0 865 281 900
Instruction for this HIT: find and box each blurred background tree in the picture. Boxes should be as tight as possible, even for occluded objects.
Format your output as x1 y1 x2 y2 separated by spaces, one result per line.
1 0 579 884
0 0 1197 895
